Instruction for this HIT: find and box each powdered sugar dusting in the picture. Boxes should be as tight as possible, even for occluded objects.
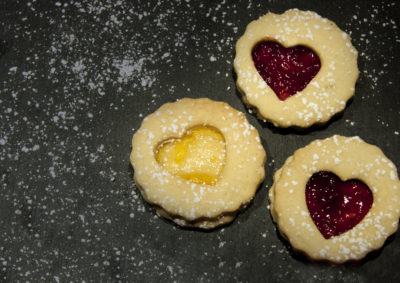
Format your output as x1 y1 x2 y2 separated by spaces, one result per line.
1 0 399 281
0 0 265 281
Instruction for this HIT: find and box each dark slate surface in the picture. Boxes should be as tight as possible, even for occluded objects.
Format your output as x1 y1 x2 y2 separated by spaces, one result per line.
1 0 399 282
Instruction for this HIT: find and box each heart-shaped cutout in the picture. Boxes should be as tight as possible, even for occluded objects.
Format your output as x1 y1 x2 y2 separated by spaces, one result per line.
252 41 321 101
305 171 373 239
155 126 226 185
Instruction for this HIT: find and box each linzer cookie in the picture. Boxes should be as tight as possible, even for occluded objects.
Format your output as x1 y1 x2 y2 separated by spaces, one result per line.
234 9 359 128
269 135 400 264
130 98 266 229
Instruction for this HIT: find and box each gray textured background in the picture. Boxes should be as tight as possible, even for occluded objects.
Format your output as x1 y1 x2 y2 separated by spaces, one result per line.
1 0 399 282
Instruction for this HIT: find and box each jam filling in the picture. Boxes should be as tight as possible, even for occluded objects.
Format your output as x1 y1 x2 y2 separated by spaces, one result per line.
252 41 321 101
155 126 226 185
305 171 373 239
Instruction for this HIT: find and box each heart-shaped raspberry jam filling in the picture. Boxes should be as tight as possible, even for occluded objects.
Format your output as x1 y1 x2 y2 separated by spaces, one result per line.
305 171 373 239
252 41 321 101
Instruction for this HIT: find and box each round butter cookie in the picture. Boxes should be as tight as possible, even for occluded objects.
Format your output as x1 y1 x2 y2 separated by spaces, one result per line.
131 98 266 229
234 9 359 128
269 135 400 264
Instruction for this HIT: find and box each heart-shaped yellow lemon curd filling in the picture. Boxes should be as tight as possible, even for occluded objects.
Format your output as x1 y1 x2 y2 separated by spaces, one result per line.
155 126 226 185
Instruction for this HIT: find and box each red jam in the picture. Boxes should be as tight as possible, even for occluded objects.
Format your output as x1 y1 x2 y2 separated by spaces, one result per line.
305 171 373 239
251 41 321 101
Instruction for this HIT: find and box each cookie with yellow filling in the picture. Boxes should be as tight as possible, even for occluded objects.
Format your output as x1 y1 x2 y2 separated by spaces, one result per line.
130 98 266 229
